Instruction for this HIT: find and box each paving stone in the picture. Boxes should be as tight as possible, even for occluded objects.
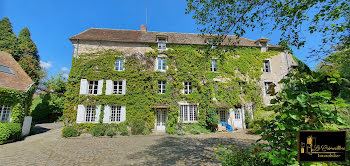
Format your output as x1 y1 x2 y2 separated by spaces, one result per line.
0 125 260 166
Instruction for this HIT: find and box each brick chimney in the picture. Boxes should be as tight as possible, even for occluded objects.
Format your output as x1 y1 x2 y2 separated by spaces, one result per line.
141 25 147 31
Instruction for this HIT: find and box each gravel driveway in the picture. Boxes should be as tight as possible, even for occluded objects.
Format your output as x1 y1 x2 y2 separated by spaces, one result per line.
0 124 260 166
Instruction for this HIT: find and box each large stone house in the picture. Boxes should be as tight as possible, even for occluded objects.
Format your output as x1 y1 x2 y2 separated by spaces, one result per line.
68 25 296 131
0 51 34 123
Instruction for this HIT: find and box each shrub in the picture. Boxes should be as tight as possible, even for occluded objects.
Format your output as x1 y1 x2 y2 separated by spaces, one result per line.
206 108 219 131
119 123 129 136
130 120 145 135
75 123 97 133
215 146 270 166
91 124 107 137
190 128 201 135
62 126 79 138
166 127 176 134
177 129 185 135
106 128 116 137
142 129 151 135
0 123 22 144
249 109 275 134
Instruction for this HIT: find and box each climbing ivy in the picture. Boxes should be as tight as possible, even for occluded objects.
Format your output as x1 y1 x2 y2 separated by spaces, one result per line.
64 46 280 133
0 86 34 123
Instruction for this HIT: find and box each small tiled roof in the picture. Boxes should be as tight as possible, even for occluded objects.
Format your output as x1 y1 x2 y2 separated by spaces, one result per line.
0 52 34 92
70 28 280 48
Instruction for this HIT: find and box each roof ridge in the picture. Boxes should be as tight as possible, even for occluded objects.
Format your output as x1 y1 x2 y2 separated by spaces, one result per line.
87 28 256 41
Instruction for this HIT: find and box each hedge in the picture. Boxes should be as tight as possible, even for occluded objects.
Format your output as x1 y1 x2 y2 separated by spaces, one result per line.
0 123 22 144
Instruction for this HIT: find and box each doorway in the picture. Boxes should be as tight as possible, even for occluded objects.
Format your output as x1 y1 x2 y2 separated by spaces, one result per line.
155 108 167 131
233 108 243 129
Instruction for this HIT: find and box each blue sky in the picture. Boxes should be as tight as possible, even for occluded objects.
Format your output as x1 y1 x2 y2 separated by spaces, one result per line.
1 0 323 77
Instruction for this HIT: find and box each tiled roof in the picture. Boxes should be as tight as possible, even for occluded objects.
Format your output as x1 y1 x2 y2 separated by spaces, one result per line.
0 51 34 92
70 28 280 48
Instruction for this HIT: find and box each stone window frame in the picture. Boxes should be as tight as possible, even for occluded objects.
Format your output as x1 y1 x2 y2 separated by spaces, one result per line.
263 59 271 73
157 38 167 50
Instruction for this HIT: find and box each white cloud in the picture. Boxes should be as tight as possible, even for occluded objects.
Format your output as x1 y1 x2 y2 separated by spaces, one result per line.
62 73 69 78
61 67 69 72
40 61 52 69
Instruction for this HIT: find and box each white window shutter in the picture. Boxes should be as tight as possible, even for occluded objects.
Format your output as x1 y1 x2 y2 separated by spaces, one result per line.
103 105 111 123
76 105 85 123
97 80 104 95
120 106 126 122
122 80 126 95
79 79 88 95
106 80 113 95
95 105 101 123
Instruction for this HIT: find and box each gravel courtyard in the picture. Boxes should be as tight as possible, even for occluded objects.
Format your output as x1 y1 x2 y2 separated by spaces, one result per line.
0 123 260 166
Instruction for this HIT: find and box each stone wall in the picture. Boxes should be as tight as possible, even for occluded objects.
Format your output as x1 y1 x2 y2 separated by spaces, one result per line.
71 40 295 106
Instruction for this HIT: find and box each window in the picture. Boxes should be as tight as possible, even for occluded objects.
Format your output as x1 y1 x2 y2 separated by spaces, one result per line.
158 39 167 50
158 81 166 94
217 110 227 122
210 60 217 72
88 81 99 94
157 58 166 71
183 82 192 94
264 82 274 95
85 106 96 122
0 65 14 75
0 105 11 122
179 104 198 123
234 109 241 119
110 106 121 122
263 60 271 72
113 81 123 95
115 59 124 71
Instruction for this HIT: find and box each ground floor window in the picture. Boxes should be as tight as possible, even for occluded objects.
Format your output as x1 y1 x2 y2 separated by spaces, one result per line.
0 105 11 122
179 104 198 122
217 110 227 123
110 106 121 122
85 106 96 122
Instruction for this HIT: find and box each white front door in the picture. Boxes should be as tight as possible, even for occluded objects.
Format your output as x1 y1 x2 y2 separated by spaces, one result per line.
233 108 243 129
156 109 167 130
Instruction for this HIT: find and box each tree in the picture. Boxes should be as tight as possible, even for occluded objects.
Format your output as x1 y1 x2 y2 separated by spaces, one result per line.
0 18 42 84
186 0 350 53
18 27 39 61
31 73 67 122
0 17 19 60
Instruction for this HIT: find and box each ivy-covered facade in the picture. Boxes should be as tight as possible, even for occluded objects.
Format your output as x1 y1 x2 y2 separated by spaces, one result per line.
0 51 34 123
65 27 296 132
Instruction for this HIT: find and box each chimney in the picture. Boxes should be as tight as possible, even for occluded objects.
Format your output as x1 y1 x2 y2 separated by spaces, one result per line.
141 25 147 31
255 37 270 52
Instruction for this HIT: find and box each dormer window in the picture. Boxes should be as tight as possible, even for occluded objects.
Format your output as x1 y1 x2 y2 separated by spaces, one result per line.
157 38 167 50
